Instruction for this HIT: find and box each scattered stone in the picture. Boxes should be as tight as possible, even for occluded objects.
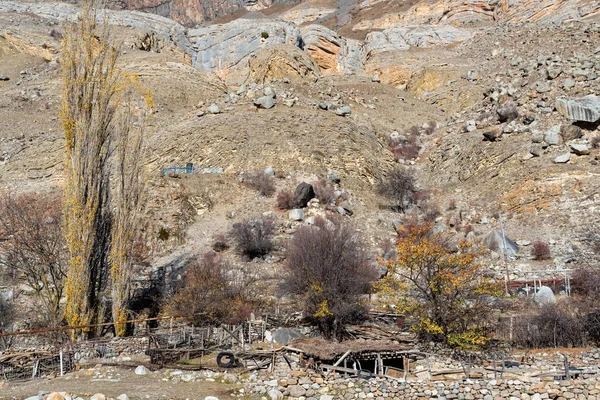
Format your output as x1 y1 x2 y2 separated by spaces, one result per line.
293 182 315 208
335 105 351 116
530 147 540 157
254 96 276 109
318 103 329 110
563 78 576 89
327 169 340 183
544 125 562 145
546 67 562 79
196 110 205 117
371 74 381 83
135 365 149 375
288 385 307 397
570 143 590 155
554 152 571 163
116 395 129 400
556 95 600 122
264 87 276 98
207 103 221 114
483 129 501 142
0 75 9 81
535 82 551 93
264 166 275 175
561 125 583 141
268 389 284 400
289 209 304 221
497 103 519 122
90 394 106 400
523 115 535 125
531 131 544 143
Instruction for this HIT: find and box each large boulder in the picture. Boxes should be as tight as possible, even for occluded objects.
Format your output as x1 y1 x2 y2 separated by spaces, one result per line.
483 230 519 259
534 286 556 305
271 328 305 345
556 95 600 122
293 183 315 208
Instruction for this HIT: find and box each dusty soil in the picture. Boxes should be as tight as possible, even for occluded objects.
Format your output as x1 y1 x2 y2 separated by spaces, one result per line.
0 365 238 400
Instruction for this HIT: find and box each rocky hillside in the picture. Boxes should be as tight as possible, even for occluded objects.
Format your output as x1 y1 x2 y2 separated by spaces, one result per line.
1 0 600 306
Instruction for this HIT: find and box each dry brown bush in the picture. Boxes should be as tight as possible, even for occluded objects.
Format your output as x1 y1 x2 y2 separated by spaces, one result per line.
230 218 275 259
168 253 256 326
377 168 417 212
247 173 275 197
0 192 66 326
281 217 377 340
276 189 295 210
313 178 335 204
531 241 551 260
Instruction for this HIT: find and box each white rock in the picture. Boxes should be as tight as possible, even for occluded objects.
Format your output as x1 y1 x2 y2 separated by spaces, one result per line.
135 365 149 375
116 395 129 400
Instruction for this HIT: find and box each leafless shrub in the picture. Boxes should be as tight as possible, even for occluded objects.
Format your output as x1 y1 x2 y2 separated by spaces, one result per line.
448 199 457 210
281 217 378 340
511 302 585 348
49 28 63 40
230 218 275 259
531 241 551 260
168 253 255 326
247 173 275 197
313 178 335 204
212 233 230 252
421 201 441 222
377 168 417 212
276 189 295 210
0 192 66 326
423 121 437 135
0 297 15 349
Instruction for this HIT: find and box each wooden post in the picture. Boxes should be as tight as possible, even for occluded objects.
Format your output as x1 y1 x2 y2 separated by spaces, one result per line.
493 354 497 380
60 350 64 376
32 359 39 379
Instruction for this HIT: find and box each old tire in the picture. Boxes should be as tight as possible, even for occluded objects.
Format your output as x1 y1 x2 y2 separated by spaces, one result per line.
216 352 236 368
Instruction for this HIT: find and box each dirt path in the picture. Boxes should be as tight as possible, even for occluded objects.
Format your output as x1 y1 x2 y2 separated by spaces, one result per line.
0 366 238 400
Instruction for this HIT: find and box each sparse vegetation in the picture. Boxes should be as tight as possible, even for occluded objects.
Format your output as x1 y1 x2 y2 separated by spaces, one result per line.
377 168 417 212
531 241 551 260
0 192 67 326
276 188 295 210
168 252 256 326
282 217 377 340
230 218 275 259
313 178 335 204
247 172 276 197
212 233 230 252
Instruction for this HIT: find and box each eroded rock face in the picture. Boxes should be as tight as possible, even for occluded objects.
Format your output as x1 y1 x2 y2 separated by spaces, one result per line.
109 0 282 27
300 25 363 75
188 19 301 82
495 0 600 24
245 44 320 84
353 0 599 31
364 25 472 58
